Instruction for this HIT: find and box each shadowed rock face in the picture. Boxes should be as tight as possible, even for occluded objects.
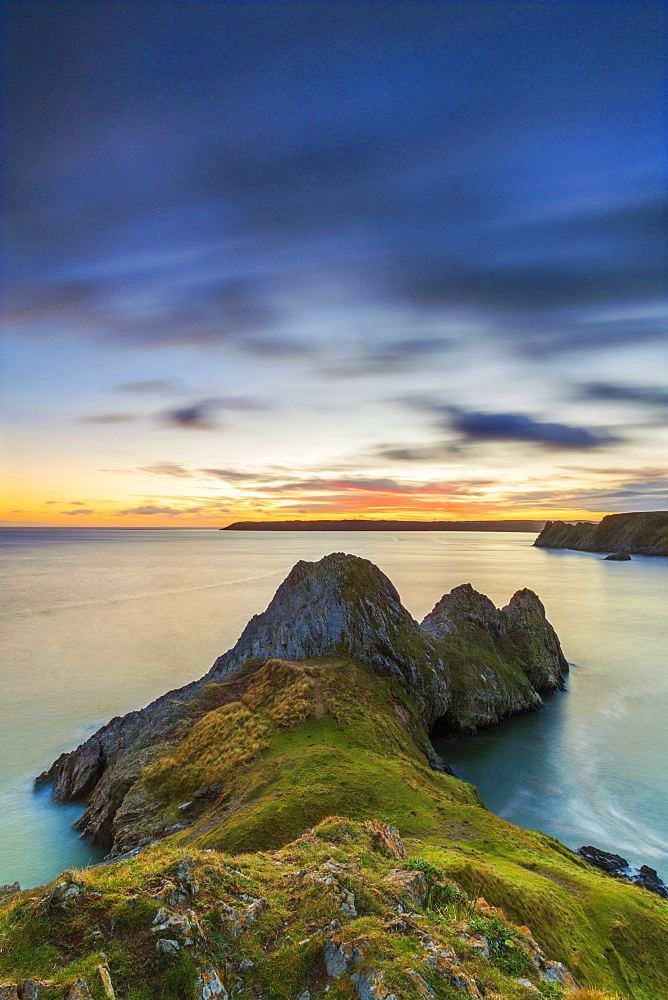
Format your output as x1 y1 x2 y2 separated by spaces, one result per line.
534 511 668 556
36 553 568 851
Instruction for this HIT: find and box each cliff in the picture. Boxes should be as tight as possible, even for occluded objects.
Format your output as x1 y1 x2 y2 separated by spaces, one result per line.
36 554 567 852
2 554 666 999
534 511 668 557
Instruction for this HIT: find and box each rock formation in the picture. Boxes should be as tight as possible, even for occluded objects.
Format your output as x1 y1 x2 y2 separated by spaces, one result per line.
36 554 568 854
534 510 668 557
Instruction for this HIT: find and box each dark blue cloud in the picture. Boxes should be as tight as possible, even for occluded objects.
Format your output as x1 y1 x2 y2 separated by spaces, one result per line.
4 1 666 365
578 382 668 408
400 398 619 450
162 396 272 429
448 410 618 449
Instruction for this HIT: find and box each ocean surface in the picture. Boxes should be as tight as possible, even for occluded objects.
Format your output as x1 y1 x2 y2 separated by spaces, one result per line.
1 527 667 889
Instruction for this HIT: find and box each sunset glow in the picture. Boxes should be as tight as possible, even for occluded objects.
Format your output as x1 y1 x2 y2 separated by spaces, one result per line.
3 3 666 527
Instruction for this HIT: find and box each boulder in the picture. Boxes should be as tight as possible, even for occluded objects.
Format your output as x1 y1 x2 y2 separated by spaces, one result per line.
195 965 228 1000
66 981 91 1000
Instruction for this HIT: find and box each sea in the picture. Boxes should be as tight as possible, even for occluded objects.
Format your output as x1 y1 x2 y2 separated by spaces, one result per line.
1 527 667 889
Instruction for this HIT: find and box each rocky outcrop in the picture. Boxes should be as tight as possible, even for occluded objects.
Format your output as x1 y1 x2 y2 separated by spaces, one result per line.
577 846 668 898
37 553 567 851
0 821 603 1000
206 553 450 722
535 511 668 557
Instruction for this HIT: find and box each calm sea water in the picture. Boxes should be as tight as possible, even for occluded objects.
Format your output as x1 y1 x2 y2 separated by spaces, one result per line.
1 528 667 888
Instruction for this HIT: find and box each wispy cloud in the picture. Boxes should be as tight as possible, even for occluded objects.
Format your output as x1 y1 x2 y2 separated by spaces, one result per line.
116 380 179 394
79 414 137 424
577 382 668 408
141 462 194 478
112 505 205 517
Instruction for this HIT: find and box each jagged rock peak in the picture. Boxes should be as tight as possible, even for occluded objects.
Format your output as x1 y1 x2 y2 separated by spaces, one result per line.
421 583 500 636
208 552 433 687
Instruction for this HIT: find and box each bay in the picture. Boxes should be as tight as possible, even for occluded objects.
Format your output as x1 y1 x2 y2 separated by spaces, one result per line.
1 527 666 888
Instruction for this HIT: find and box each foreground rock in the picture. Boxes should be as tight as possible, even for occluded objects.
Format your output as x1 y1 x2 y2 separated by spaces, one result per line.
36 553 568 854
0 820 648 1000
534 510 668 557
577 845 668 898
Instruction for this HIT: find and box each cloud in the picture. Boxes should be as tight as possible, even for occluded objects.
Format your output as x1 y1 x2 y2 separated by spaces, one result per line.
375 442 464 462
162 401 220 429
200 468 267 482
162 396 272 430
253 477 479 497
113 505 204 516
449 410 618 449
79 414 137 424
400 398 619 450
323 336 454 378
117 380 179 394
239 336 317 358
578 382 668 407
64 508 94 515
141 462 194 478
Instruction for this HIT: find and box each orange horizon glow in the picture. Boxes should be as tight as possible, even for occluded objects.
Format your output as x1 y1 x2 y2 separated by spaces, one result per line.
0 503 609 529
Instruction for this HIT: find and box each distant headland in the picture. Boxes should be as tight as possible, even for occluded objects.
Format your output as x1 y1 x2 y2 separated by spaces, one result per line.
221 518 545 531
535 510 668 557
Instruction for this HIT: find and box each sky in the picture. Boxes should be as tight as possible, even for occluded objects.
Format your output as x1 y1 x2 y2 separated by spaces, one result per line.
2 0 667 526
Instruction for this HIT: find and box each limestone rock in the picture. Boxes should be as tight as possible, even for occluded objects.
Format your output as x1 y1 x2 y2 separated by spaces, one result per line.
634 864 668 898
422 584 499 635
43 873 85 910
577 846 668 898
365 821 406 860
155 938 180 954
534 511 668 557
216 894 268 939
0 882 20 907
96 965 115 1000
37 552 569 854
207 553 450 724
151 908 204 947
302 860 358 916
195 965 228 1000
18 984 59 1000
605 551 632 560
499 589 569 691
66 980 91 1000
324 935 373 978
420 939 482 998
383 869 428 910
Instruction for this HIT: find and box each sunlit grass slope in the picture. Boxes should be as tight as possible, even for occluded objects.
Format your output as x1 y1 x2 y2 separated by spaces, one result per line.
1 657 665 999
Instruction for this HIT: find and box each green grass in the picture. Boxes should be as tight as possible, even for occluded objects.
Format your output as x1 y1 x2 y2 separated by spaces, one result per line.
1 657 665 999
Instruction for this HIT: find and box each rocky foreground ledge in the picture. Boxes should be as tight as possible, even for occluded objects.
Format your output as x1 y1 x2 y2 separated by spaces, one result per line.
534 511 668 557
37 553 567 854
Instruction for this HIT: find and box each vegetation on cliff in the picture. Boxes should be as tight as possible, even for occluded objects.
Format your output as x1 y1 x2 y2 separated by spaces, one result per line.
534 512 668 557
36 555 568 852
3 554 665 998
2 656 666 999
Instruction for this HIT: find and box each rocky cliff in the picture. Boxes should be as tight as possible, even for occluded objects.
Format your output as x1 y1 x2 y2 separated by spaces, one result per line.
36 554 567 854
534 510 668 557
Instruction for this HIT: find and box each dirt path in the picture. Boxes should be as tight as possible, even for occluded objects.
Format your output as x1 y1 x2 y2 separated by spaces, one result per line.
310 676 325 718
